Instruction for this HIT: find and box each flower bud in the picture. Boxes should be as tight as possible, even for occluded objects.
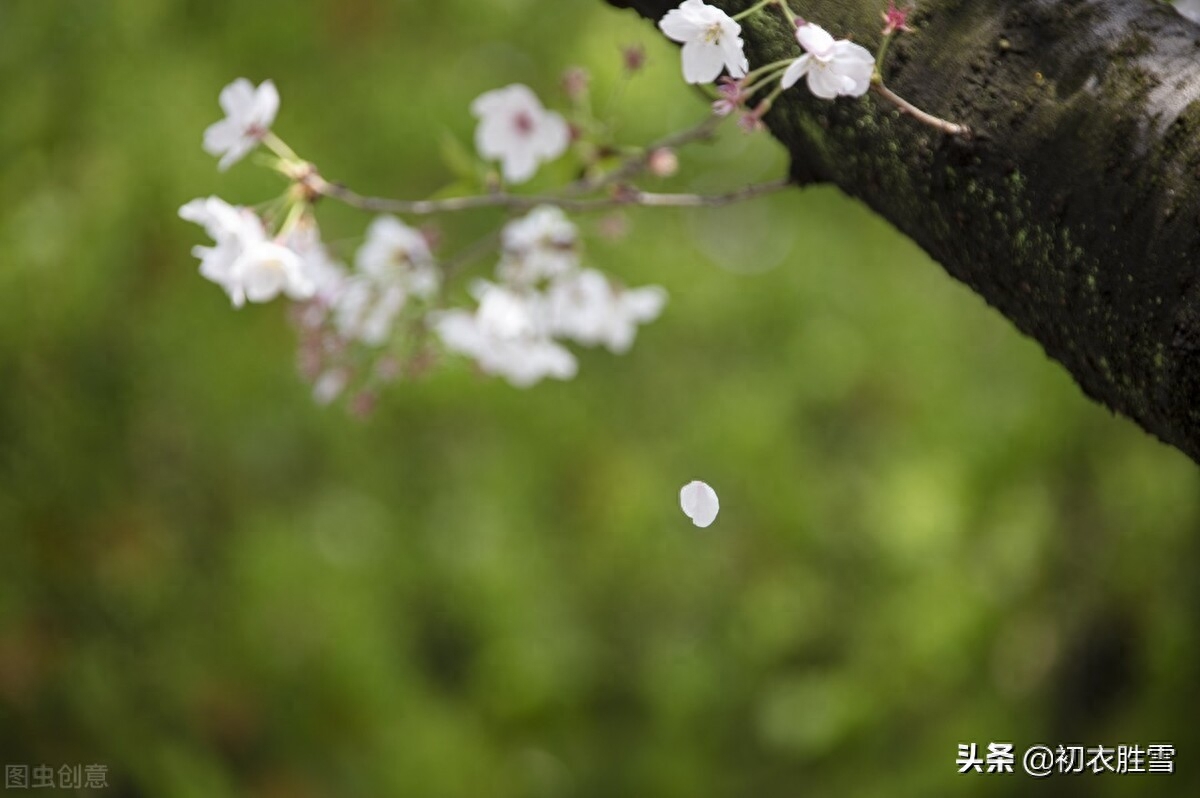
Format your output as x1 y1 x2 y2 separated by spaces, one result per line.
648 148 679 178
622 44 647 73
562 67 590 102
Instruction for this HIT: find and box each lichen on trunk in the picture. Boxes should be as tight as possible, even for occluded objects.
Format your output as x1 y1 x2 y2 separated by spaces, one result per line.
608 0 1200 464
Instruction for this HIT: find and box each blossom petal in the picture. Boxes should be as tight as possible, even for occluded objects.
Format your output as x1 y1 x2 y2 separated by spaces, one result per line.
807 67 846 100
202 119 242 155
658 1 706 42
795 23 836 58
501 144 541 184
720 31 750 78
533 110 570 161
780 55 811 89
252 79 280 127
622 285 668 323
218 78 256 117
680 480 720 528
216 138 256 171
680 39 727 84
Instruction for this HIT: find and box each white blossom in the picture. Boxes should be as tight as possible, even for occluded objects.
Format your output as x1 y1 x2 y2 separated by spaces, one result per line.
659 0 749 85
333 278 408 346
546 269 667 353
472 85 570 184
179 196 261 294
288 223 348 306
356 216 439 298
781 23 875 100
434 282 577 388
180 197 316 307
322 216 440 346
203 78 279 171
1178 0 1200 23
680 480 720 528
227 240 316 307
498 205 580 285
313 368 350 406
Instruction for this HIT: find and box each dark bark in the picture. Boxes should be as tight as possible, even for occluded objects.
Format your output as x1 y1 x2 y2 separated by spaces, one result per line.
608 0 1200 465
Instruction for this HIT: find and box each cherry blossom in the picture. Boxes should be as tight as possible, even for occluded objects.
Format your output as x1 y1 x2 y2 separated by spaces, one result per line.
315 216 441 346
356 215 439 299
680 480 720 527
472 85 570 184
781 23 875 100
434 283 577 387
179 197 261 294
203 78 279 171
712 77 747 117
287 224 348 307
546 269 667 353
659 0 749 85
180 196 316 307
332 278 408 346
227 240 316 307
498 205 581 285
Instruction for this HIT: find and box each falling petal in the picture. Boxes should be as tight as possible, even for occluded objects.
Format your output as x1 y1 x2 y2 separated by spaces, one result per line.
679 480 720 528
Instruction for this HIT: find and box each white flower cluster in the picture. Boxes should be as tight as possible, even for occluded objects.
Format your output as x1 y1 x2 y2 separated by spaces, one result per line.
658 0 875 121
659 0 749 85
472 84 570 184
203 78 279 171
782 19 875 100
179 196 316 308
180 79 666 405
434 206 667 387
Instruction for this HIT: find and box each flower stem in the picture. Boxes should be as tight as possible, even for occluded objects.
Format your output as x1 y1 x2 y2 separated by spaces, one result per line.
741 64 792 97
277 196 309 236
754 83 787 114
742 58 797 84
263 132 300 164
776 0 798 26
874 32 895 82
870 83 970 137
733 0 778 21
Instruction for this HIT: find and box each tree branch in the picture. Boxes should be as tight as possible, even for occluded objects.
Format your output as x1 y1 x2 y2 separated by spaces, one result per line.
608 0 1200 464
305 172 791 215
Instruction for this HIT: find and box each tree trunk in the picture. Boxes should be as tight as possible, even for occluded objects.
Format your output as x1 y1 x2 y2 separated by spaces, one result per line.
608 0 1200 465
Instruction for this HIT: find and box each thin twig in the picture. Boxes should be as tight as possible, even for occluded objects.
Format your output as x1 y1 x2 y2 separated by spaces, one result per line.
306 172 792 215
871 84 971 138
295 113 729 217
573 114 723 194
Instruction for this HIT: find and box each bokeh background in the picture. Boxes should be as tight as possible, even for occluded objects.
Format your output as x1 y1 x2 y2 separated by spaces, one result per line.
1 0 1198 796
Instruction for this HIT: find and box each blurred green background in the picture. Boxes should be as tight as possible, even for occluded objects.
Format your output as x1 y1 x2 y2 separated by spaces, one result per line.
1 1 1198 796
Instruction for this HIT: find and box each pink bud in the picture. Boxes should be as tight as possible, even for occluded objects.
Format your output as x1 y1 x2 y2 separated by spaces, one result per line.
562 67 590 102
622 44 647 73
712 77 747 118
647 148 679 178
882 1 913 35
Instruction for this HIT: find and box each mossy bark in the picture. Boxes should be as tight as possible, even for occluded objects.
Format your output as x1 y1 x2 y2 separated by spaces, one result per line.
610 0 1200 464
